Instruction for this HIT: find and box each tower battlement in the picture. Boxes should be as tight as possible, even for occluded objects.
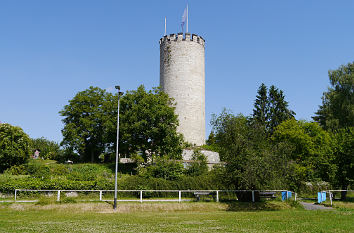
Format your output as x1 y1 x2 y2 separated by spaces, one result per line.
159 33 205 46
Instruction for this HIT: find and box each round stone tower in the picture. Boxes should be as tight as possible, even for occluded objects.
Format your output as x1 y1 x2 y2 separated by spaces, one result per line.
159 33 205 146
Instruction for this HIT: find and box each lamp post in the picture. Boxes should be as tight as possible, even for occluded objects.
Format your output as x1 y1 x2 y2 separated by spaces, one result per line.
114 85 123 210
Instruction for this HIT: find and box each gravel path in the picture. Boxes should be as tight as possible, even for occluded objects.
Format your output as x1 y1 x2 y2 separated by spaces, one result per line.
300 202 334 210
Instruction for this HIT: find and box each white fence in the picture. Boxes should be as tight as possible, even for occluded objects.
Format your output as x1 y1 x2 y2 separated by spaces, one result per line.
13 189 295 203
323 190 354 206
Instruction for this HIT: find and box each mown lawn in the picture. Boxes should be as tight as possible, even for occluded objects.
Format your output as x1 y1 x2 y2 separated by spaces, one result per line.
0 202 353 232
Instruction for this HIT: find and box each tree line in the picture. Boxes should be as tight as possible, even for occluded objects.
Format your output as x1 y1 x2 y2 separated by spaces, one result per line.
208 62 353 193
1 62 353 193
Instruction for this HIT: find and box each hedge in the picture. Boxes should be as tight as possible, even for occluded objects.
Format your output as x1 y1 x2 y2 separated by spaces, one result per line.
0 175 224 194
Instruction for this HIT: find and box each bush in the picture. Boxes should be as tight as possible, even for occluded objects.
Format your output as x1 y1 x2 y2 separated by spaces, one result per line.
184 149 208 177
26 160 51 179
0 123 31 172
66 164 113 181
60 197 77 204
138 156 184 180
4 165 28 175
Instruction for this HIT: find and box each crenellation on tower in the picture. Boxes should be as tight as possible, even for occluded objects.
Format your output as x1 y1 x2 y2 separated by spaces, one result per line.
185 33 191 40
177 33 183 41
159 33 205 46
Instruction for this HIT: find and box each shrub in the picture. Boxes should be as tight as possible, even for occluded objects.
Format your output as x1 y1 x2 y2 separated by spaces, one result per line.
138 156 185 180
0 123 31 172
184 149 208 177
4 165 28 175
60 197 77 204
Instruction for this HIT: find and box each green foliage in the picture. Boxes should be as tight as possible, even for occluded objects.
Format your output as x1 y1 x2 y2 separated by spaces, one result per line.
119 85 183 162
59 85 183 164
0 170 221 194
184 149 208 177
313 61 354 130
60 197 77 204
267 85 295 133
252 84 295 134
26 160 51 179
252 83 268 129
30 137 61 160
36 197 55 206
0 123 31 172
4 165 27 175
210 110 290 190
60 86 116 162
66 163 113 181
333 127 354 189
272 119 336 187
138 156 184 180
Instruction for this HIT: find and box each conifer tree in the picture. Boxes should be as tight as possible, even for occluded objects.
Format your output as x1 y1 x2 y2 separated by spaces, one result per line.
252 83 268 129
252 84 295 134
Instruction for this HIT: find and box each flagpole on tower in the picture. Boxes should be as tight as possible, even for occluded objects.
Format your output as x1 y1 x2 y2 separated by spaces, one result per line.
186 4 188 33
164 17 167 36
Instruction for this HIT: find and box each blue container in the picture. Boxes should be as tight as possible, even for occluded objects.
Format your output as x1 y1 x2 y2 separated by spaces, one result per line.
282 191 292 201
322 192 326 202
287 191 292 199
318 192 326 203
318 192 322 203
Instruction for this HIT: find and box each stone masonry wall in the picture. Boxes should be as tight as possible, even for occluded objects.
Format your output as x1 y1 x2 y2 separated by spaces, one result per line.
160 33 205 146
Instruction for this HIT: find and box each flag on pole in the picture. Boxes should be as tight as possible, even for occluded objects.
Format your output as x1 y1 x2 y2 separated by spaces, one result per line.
181 5 188 32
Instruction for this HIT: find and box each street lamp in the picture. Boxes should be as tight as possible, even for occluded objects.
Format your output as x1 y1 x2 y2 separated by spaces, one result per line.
114 85 123 210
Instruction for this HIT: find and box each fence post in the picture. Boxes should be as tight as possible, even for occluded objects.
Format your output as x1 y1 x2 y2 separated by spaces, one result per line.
330 191 333 206
140 190 143 203
295 192 297 201
57 190 61 202
178 191 181 203
216 191 219 202
252 191 255 202
99 191 102 201
14 189 17 202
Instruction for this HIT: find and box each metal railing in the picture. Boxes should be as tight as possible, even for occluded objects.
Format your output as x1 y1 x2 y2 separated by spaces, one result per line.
13 189 295 203
322 190 354 206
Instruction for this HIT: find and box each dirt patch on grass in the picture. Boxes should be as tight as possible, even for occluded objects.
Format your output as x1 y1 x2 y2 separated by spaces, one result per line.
226 200 301 211
9 204 26 211
5 202 229 214
111 202 228 213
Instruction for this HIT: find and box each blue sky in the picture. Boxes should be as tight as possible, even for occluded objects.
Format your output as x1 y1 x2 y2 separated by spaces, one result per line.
1 0 354 143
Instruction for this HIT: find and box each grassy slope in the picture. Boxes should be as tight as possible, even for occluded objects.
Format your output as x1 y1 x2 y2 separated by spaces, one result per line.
0 202 353 232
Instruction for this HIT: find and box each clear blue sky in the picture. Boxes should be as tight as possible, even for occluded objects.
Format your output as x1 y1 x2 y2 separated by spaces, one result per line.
1 0 354 143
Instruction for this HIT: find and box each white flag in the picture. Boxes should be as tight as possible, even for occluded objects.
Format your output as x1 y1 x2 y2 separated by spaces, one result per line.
181 5 188 32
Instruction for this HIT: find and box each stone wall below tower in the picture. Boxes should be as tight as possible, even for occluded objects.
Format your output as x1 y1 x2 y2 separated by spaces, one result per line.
182 149 221 170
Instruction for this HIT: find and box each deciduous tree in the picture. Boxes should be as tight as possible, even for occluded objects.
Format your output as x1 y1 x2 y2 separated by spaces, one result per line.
60 85 183 163
0 123 31 172
119 86 183 162
313 62 354 130
60 86 116 162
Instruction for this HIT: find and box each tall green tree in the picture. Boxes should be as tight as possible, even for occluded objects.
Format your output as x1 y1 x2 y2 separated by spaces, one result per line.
267 85 295 133
272 119 336 187
210 110 289 190
0 123 31 172
333 127 354 192
60 85 183 163
60 86 116 162
252 84 295 134
313 62 354 130
119 85 183 162
252 83 268 128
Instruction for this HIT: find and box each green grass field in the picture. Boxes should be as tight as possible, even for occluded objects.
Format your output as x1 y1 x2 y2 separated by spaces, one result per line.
0 202 353 232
